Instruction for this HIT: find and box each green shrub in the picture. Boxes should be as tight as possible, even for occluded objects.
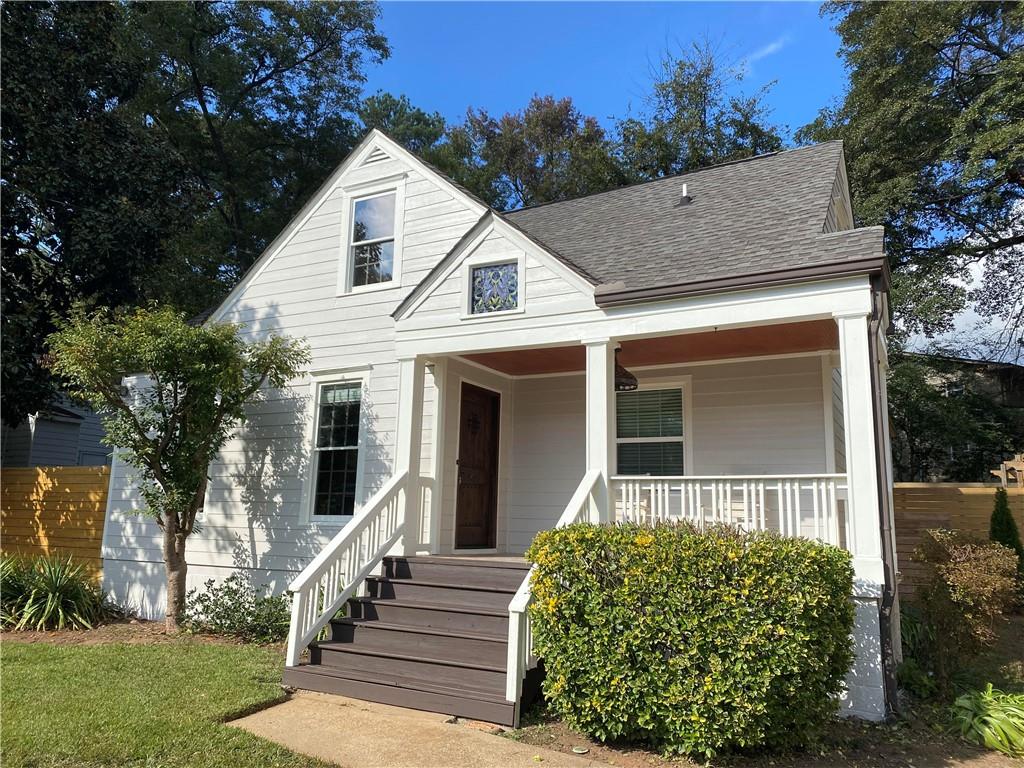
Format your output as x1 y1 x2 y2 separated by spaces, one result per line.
896 605 939 699
989 488 1023 602
526 523 855 757
0 555 115 630
181 572 290 644
913 529 1018 696
951 684 1024 757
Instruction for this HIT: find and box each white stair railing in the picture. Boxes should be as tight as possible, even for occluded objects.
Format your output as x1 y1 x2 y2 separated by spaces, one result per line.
285 470 407 667
505 468 602 703
610 474 849 547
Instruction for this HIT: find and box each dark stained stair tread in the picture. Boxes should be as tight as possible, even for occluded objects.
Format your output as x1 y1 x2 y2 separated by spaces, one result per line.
331 617 507 643
312 641 507 673
286 662 508 702
346 596 507 616
366 576 519 593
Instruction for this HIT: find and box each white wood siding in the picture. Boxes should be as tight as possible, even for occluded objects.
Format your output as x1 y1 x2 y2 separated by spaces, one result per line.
399 226 598 335
102 144 482 616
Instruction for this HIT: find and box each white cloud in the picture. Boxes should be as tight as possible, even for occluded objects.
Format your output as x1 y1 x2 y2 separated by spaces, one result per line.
739 36 790 76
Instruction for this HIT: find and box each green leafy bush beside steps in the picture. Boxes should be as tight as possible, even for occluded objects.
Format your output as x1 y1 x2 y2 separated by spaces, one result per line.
527 523 855 758
181 572 290 644
0 555 119 631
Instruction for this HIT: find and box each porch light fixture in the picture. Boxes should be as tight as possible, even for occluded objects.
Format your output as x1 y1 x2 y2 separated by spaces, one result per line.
614 349 638 392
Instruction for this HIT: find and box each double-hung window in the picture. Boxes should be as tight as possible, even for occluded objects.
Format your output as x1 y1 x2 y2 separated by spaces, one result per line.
350 192 396 288
616 388 685 475
312 381 362 517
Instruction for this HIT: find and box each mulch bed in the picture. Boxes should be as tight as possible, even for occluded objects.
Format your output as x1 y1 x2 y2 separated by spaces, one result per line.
509 711 1016 767
1 619 246 647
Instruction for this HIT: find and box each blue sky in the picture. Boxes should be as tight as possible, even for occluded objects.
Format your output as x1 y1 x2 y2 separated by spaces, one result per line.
363 2 848 139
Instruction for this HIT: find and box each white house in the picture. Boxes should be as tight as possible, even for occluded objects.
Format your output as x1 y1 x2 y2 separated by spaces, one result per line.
102 130 899 727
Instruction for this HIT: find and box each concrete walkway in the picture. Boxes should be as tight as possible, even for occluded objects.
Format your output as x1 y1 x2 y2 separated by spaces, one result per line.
230 691 603 768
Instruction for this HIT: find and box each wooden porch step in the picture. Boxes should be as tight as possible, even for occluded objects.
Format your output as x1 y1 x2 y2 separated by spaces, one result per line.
310 642 507 694
365 576 516 610
283 663 517 726
347 596 509 636
329 618 507 665
285 554 534 727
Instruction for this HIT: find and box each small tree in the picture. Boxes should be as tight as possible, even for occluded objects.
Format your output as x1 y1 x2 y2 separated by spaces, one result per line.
990 488 1024 572
49 306 309 632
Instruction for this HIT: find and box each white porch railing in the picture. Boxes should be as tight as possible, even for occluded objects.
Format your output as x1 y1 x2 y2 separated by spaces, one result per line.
285 470 407 667
610 474 849 547
505 468 603 703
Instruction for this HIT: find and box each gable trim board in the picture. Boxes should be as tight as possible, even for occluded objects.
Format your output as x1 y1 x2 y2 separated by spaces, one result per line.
209 129 488 325
392 212 597 322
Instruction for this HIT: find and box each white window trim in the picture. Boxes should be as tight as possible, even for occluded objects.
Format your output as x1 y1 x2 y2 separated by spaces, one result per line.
460 251 527 322
614 376 694 475
300 366 372 526
337 175 407 296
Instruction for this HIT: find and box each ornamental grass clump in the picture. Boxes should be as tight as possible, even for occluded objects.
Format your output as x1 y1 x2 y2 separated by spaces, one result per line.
0 554 115 630
526 523 854 758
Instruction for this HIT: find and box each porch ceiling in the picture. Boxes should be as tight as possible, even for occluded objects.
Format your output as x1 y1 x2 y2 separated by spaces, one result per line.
460 319 839 376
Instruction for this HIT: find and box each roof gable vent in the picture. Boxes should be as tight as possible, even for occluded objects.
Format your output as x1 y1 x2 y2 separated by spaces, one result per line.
361 146 390 166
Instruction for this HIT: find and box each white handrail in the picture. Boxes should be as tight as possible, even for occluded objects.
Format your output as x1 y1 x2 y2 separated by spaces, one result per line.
285 470 407 667
610 473 849 547
506 468 602 702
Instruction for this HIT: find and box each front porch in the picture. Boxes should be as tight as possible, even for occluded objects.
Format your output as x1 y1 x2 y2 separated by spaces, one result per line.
409 319 855 558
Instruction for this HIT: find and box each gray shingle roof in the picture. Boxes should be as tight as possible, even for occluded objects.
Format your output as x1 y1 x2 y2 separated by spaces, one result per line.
502 141 877 293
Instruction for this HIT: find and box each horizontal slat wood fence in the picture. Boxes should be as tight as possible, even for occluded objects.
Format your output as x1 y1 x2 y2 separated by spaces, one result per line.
0 466 110 575
894 483 1024 599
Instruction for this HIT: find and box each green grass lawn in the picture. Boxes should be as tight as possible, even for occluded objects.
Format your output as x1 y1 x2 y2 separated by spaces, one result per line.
1 639 330 768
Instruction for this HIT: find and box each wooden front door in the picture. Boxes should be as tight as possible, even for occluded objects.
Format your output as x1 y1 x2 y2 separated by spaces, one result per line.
455 382 500 549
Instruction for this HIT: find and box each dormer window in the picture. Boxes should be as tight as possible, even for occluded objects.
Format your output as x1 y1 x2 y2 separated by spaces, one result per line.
351 191 396 287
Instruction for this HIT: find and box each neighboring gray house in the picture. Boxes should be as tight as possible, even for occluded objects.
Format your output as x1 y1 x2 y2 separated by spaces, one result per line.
103 131 898 727
1 398 110 468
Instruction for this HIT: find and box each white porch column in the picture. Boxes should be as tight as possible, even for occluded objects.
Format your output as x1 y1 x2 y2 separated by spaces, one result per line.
836 313 884 586
835 312 887 721
584 339 615 523
395 355 426 554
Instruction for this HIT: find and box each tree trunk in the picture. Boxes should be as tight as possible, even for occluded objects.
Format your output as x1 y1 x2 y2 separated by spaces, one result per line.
163 518 188 634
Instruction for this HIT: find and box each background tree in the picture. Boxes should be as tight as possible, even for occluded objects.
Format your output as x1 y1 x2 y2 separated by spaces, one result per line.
617 40 785 180
1 2 204 424
129 0 389 306
459 95 626 210
887 354 1018 482
989 488 1024 578
1 1 388 426
798 2 1024 355
48 307 310 631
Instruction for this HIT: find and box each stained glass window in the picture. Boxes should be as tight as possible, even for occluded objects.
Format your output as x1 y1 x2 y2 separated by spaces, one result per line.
351 193 395 287
470 262 519 314
313 382 361 516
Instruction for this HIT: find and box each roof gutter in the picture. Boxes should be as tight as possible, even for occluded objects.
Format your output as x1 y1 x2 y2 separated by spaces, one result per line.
594 256 890 308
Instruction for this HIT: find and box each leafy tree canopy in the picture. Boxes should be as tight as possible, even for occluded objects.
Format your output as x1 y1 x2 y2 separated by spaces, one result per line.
798 2 1024 354
1 0 388 425
458 95 626 210
48 306 309 630
1 2 205 424
617 40 785 180
887 354 1019 482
